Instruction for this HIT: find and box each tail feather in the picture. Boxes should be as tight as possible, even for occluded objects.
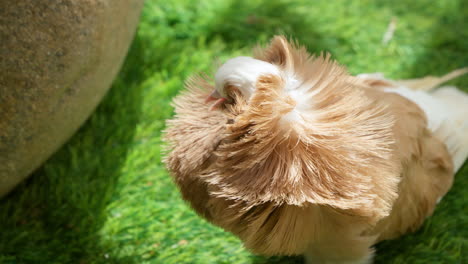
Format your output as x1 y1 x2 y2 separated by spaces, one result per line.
396 68 468 92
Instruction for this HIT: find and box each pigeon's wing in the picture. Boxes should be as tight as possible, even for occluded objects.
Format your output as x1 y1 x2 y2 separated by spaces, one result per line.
363 88 454 241
358 70 468 172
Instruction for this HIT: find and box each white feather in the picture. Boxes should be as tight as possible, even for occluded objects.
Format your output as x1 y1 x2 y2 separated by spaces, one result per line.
383 85 468 172
215 56 312 127
214 56 280 99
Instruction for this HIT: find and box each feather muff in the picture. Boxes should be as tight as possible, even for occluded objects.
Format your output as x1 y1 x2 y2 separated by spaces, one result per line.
163 36 464 263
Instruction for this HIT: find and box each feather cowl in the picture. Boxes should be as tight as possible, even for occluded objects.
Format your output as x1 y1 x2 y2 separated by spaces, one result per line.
163 36 459 263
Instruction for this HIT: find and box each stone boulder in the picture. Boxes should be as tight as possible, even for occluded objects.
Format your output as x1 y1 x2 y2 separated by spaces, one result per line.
0 0 144 196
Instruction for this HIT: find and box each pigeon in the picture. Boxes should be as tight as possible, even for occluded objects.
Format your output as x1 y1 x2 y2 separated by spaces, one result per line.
163 36 468 264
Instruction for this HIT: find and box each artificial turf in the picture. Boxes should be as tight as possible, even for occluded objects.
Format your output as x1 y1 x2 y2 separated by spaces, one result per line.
0 0 467 263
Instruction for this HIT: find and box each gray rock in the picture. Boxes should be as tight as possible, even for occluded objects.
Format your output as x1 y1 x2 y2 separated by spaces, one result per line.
0 0 144 196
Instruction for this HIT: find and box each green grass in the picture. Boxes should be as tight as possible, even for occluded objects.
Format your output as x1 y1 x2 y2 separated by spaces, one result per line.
1 0 467 263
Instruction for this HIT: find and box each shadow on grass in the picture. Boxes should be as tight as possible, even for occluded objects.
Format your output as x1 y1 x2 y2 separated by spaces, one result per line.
204 0 337 54
251 255 304 264
0 35 146 264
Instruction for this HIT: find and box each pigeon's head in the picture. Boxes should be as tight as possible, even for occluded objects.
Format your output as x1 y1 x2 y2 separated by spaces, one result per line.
206 56 280 110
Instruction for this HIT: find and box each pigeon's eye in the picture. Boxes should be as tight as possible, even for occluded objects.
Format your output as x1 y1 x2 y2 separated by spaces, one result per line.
224 84 240 102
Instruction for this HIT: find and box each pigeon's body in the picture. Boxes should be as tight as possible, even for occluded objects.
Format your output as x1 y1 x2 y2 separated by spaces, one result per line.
163 36 467 263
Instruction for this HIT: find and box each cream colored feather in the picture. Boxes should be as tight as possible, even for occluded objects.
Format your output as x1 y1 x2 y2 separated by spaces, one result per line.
163 36 467 264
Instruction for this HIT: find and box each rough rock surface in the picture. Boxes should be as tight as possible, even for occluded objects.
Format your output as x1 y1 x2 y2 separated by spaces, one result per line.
0 0 144 196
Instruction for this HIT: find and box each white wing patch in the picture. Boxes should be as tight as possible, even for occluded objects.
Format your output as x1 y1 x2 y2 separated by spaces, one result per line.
384 85 468 172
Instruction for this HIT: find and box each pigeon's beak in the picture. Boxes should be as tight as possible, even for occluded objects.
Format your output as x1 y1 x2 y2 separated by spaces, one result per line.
205 90 227 111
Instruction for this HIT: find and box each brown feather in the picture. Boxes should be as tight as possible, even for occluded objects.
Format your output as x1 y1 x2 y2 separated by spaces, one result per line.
163 36 456 262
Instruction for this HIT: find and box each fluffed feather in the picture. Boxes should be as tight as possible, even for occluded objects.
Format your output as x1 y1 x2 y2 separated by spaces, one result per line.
163 36 466 263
